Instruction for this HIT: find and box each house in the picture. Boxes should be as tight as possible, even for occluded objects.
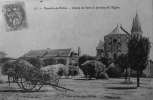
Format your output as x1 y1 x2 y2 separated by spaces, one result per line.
143 44 153 77
22 48 79 65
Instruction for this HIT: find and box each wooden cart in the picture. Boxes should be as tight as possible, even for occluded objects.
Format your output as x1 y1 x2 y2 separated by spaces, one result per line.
4 59 73 92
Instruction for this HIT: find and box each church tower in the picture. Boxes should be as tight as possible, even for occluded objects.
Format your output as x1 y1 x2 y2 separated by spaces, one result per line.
131 12 143 38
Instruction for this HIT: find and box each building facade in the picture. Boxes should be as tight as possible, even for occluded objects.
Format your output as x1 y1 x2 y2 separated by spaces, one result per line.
96 13 153 77
22 48 79 65
96 13 142 61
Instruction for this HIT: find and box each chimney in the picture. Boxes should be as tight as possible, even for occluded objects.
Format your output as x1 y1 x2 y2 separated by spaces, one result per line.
59 51 62 56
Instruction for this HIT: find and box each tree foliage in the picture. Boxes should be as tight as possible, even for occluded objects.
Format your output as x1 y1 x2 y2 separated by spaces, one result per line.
128 36 151 71
115 53 129 72
128 36 151 87
26 57 44 69
106 64 122 78
78 54 95 69
57 58 67 65
43 58 56 66
0 57 15 64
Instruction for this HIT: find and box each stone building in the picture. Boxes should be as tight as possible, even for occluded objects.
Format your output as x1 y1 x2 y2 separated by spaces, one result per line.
22 48 79 65
96 13 142 61
96 12 153 77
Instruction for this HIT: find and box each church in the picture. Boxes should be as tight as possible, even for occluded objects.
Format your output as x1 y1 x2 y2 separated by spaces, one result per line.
96 13 153 77
96 13 142 61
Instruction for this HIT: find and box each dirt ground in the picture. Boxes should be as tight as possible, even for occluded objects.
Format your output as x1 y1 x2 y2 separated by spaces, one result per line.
0 76 153 100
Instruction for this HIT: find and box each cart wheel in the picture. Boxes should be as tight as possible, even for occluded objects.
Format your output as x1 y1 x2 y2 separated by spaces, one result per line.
17 77 25 90
49 76 60 87
51 77 60 85
20 77 36 91
32 75 44 91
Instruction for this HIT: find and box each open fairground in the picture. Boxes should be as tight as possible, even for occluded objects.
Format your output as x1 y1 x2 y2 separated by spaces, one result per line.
0 76 153 100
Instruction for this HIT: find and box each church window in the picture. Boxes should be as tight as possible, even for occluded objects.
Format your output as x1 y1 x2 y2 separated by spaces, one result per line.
113 39 117 44
118 43 121 51
118 36 121 43
109 44 111 51
109 38 112 44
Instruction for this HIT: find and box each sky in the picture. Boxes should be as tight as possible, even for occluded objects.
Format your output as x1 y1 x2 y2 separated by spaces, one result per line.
0 0 152 58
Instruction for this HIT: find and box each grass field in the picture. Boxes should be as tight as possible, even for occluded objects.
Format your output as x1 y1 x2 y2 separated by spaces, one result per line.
0 75 153 100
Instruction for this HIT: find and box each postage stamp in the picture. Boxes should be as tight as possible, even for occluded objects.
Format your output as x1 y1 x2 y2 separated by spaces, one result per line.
3 1 28 31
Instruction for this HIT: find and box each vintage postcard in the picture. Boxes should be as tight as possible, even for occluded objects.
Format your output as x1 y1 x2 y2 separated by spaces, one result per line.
0 0 152 100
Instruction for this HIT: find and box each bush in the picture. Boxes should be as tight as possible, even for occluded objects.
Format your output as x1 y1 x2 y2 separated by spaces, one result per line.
106 64 122 78
97 56 112 67
68 65 80 76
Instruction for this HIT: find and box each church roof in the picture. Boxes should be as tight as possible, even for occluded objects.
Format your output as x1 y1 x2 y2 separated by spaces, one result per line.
109 24 129 35
96 40 104 49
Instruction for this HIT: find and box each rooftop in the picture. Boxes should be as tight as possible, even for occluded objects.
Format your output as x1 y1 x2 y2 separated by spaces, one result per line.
109 24 130 35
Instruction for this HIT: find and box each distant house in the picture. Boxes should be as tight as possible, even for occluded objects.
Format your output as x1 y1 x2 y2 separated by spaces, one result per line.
22 48 79 65
0 51 7 59
143 45 153 77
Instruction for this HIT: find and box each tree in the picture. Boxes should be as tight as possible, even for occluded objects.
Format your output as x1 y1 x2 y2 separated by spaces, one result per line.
78 54 95 69
78 54 95 79
115 54 129 81
0 57 15 63
128 36 151 87
106 64 122 78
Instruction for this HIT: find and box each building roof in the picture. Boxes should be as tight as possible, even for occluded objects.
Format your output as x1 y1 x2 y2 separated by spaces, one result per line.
23 48 73 58
44 48 72 57
23 50 47 58
96 40 104 49
109 24 129 35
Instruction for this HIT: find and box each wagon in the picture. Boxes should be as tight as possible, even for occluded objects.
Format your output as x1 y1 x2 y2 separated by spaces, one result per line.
3 59 73 92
